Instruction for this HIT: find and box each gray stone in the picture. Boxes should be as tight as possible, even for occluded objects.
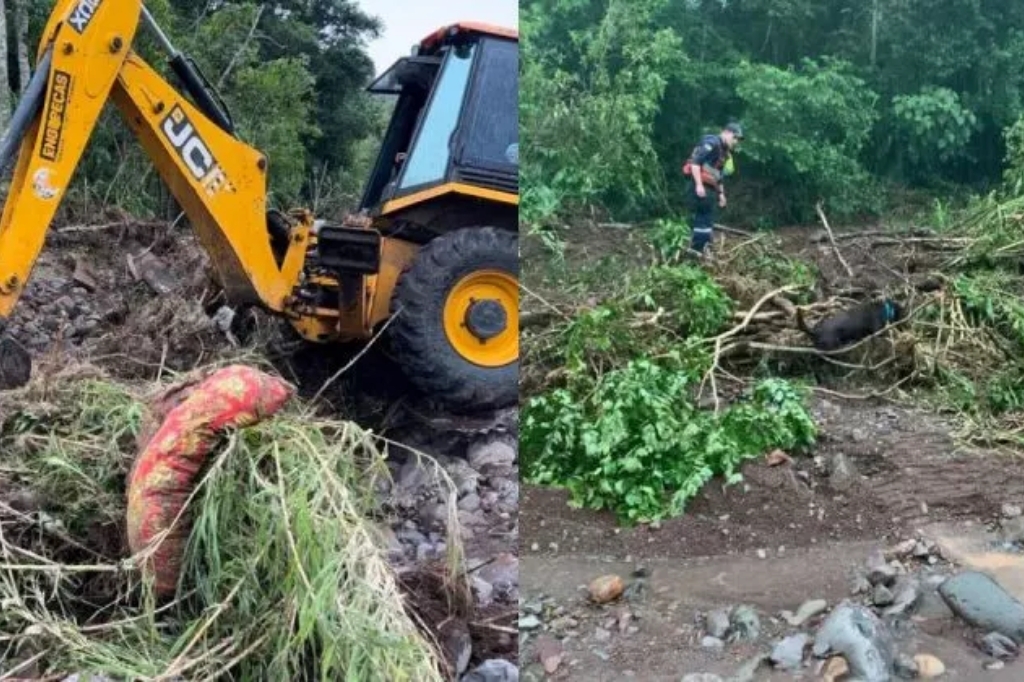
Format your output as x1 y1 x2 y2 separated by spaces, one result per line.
873 584 895 607
938 571 1024 642
883 577 921 617
445 626 473 676
812 601 894 682
829 452 858 490
770 633 809 670
1001 517 1024 544
459 493 482 512
468 440 517 470
728 605 761 642
1002 503 1023 519
782 599 828 627
705 608 731 638
518 615 541 631
680 675 724 682
472 576 494 607
980 631 1019 660
866 549 897 587
461 658 519 682
701 635 724 650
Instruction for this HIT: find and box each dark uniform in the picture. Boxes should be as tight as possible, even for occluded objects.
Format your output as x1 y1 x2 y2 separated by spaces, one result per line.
684 133 729 254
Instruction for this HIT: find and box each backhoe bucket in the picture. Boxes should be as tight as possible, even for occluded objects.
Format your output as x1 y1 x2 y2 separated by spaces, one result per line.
0 48 51 390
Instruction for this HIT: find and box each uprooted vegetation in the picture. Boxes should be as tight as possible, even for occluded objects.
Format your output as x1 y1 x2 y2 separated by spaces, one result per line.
0 366 465 680
520 191 1024 525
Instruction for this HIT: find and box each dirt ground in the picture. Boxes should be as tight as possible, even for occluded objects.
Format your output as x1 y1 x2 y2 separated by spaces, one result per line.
519 221 1024 679
1 219 519 676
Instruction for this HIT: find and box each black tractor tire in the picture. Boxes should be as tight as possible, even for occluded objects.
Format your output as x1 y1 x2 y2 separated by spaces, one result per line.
389 227 518 413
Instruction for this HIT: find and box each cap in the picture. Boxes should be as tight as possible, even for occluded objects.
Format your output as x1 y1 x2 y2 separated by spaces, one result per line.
725 122 744 139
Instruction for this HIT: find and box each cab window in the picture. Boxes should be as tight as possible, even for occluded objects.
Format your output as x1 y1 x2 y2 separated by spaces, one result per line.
399 44 476 189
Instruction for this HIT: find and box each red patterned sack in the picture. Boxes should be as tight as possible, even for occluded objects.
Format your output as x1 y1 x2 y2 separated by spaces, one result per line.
126 365 293 596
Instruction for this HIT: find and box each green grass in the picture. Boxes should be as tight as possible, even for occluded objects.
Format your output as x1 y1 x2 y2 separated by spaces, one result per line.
0 370 449 681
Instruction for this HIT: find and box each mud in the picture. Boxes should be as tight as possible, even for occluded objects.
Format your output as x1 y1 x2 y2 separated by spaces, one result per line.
0 219 520 673
519 221 1024 679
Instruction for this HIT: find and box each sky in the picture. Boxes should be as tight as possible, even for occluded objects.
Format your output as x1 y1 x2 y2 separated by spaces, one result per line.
355 0 519 75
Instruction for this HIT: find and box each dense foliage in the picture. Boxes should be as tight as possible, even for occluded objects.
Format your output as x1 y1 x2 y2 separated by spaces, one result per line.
1 0 387 216
522 0 1024 224
520 261 818 523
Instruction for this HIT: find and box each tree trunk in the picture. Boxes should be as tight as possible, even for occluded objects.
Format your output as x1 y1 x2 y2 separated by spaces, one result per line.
15 0 30 94
0 0 12 129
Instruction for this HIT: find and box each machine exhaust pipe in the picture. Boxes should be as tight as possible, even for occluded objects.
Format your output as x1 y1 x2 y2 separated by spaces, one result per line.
0 47 53 177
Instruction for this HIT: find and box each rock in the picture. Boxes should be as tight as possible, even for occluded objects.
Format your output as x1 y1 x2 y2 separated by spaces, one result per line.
884 576 921 616
821 656 849 682
472 576 494 607
781 598 828 627
916 586 955 622
535 635 563 674
593 626 611 642
938 571 1024 642
887 539 918 559
728 605 761 642
912 541 932 559
701 635 724 650
476 553 518 599
812 602 894 682
446 460 480 497
866 549 898 586
588 575 625 604
680 675 724 682
893 653 918 678
986 660 1005 670
459 493 481 512
829 452 858 490
873 584 895 607
980 631 1019 659
705 608 731 638
1002 503 1023 519
914 654 945 677
518 615 541 631
1001 517 1024 544
444 625 473 676
468 440 517 470
770 633 809 670
461 658 518 682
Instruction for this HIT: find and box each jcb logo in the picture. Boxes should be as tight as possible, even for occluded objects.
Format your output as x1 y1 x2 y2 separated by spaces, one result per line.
68 0 102 34
161 106 230 195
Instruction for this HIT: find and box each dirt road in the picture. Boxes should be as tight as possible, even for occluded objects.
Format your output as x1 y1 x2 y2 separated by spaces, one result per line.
520 397 1024 679
519 538 1021 680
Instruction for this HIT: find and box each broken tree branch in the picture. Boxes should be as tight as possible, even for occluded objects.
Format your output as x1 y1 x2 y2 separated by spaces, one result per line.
815 201 854 278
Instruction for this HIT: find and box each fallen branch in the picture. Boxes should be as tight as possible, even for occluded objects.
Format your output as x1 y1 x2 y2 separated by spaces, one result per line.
713 223 755 237
815 201 854 278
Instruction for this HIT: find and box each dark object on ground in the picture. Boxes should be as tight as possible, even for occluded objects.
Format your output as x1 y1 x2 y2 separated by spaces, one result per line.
796 298 904 352
0 334 31 389
938 571 1024 643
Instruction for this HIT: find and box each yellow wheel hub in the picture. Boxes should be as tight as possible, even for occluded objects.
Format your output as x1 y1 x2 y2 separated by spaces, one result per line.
443 269 518 367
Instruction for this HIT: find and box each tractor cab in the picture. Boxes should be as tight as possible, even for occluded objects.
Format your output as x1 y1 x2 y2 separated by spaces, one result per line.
360 23 518 224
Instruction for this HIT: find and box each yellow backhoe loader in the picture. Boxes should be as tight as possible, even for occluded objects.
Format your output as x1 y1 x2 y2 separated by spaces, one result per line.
0 1 519 412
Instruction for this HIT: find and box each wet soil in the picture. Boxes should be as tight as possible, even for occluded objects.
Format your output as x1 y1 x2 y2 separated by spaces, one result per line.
1 219 519 673
519 220 1024 679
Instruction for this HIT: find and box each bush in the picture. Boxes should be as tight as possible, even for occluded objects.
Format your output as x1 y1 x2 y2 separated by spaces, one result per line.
522 360 816 523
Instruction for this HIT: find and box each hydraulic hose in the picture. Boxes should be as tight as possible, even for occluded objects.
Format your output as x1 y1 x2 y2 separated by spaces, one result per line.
0 47 53 177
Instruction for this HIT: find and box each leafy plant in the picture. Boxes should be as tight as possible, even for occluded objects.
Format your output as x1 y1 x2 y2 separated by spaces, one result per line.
521 360 816 523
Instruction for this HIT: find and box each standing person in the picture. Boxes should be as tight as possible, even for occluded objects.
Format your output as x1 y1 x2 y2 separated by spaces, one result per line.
682 122 743 259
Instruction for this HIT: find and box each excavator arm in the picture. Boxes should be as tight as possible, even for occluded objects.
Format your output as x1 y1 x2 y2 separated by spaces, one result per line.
0 0 308 385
